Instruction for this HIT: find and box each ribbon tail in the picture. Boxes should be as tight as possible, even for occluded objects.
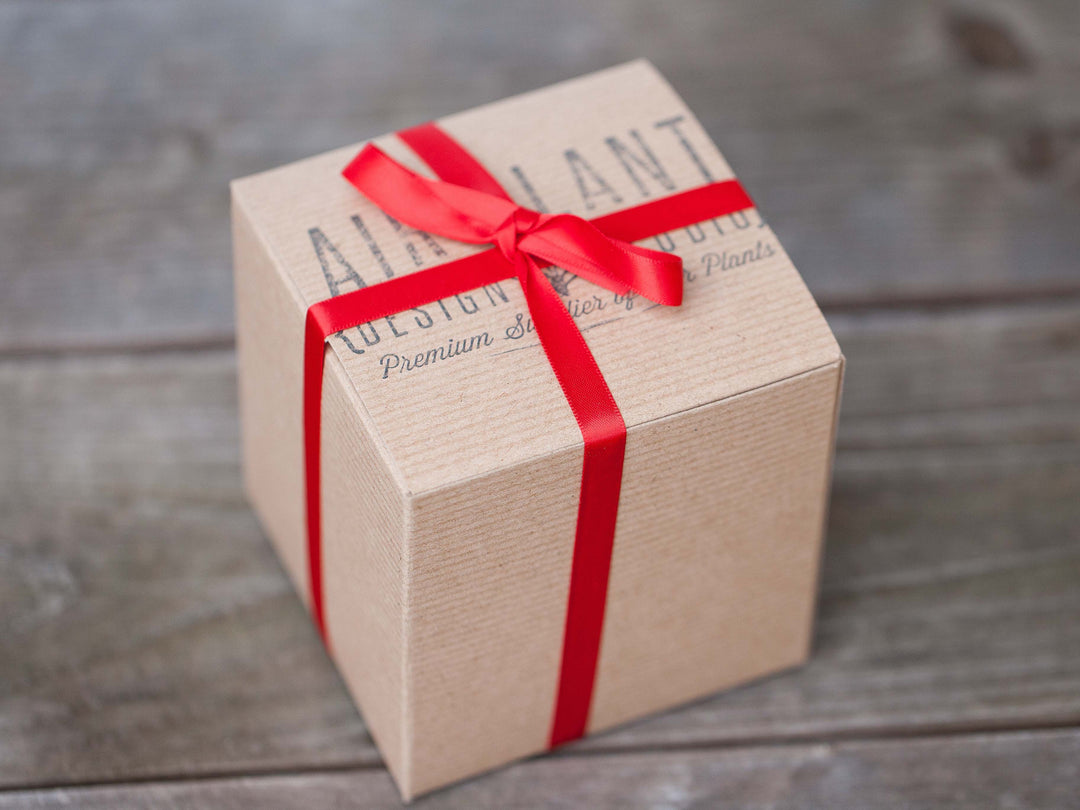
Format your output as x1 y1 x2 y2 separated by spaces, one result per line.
521 215 683 306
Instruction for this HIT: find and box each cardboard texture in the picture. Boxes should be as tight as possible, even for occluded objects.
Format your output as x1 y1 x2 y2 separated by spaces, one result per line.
231 60 843 799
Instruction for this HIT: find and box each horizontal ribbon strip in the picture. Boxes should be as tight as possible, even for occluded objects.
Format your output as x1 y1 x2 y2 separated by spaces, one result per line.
304 121 753 747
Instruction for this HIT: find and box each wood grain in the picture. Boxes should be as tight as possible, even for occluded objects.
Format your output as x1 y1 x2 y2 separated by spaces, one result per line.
0 351 378 786
2 729 1077 808
3 1 1080 803
2 303 1078 791
2 0 1079 352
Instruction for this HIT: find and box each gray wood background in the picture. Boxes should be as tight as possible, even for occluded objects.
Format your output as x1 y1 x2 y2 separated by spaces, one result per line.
2 1 1079 807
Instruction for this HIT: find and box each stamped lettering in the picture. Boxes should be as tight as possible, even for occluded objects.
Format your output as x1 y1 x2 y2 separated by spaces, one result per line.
303 114 773 378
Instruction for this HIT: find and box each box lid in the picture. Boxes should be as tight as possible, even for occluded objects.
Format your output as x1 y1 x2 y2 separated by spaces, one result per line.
231 60 841 495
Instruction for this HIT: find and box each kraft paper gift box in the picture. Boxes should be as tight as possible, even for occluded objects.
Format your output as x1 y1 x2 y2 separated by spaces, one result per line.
231 60 843 799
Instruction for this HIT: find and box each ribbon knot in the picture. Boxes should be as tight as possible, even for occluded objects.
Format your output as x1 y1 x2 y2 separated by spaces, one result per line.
494 206 545 270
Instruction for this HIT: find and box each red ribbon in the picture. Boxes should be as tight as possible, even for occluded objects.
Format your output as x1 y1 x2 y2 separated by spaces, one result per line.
304 122 753 747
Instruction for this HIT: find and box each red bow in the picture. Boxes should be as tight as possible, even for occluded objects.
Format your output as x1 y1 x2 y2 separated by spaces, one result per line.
304 122 753 748
343 143 685 307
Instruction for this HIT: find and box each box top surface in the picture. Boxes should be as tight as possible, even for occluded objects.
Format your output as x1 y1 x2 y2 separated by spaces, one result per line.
232 60 841 495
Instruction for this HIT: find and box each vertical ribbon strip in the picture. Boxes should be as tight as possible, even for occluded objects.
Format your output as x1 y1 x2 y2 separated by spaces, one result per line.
304 122 754 747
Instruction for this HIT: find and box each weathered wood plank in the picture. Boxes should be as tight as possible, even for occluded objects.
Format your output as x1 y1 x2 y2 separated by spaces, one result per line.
2 0 1079 351
2 302 1078 788
3 729 1078 809
0 351 379 783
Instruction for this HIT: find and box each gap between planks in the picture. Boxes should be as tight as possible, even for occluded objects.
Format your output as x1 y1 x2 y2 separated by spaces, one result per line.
2 719 1078 797
3 287 1080 362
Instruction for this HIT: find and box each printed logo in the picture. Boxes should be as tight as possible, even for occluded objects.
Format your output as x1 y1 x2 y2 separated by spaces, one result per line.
303 115 774 380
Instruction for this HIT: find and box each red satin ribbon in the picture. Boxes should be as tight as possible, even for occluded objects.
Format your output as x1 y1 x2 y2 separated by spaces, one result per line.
304 122 753 747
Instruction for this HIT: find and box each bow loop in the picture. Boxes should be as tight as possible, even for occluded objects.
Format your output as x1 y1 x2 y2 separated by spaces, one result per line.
343 144 684 307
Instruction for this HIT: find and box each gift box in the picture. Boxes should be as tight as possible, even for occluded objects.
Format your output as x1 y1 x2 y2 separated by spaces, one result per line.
231 60 843 799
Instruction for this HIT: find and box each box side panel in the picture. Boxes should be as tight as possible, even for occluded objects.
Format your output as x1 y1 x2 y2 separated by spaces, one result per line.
232 194 308 598
320 356 408 785
404 443 583 797
403 361 841 796
590 361 843 732
232 192 409 784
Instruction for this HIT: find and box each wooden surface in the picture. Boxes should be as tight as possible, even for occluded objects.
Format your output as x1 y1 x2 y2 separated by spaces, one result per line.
2 1 1079 807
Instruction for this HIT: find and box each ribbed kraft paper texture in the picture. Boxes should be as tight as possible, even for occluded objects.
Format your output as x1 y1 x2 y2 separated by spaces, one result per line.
232 60 844 798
